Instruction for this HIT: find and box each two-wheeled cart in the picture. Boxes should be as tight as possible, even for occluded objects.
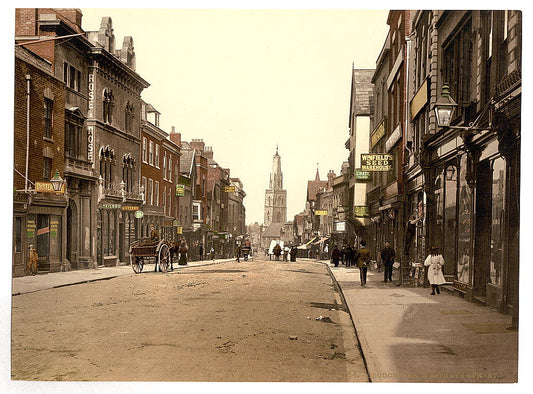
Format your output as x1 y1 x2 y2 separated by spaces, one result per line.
129 239 172 274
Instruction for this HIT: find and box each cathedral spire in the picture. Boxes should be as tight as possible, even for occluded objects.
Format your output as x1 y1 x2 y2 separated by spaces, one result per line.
315 163 320 181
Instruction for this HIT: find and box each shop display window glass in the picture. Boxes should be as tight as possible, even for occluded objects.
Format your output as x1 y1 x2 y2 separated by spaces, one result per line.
444 164 457 277
490 157 506 286
457 155 472 283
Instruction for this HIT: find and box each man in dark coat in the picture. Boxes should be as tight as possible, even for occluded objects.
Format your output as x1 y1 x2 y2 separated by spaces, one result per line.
331 245 341 267
381 241 396 282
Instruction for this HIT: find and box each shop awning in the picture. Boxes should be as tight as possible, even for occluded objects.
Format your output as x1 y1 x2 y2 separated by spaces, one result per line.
312 237 329 245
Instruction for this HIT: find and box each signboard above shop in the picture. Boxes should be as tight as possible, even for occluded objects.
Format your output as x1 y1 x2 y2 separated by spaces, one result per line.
355 168 372 181
361 154 394 171
315 210 328 215
371 117 386 148
354 206 370 218
223 186 236 193
35 182 65 194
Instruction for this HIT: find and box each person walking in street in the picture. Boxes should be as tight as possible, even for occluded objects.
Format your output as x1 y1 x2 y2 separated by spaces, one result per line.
424 246 446 295
178 241 189 265
27 245 38 276
199 245 204 261
273 243 282 261
331 245 341 267
355 241 371 286
283 245 289 261
346 245 354 267
210 246 215 260
290 245 297 262
381 241 396 282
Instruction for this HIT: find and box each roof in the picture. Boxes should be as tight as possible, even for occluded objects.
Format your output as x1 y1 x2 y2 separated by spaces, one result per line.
180 149 195 175
307 180 327 202
262 222 283 238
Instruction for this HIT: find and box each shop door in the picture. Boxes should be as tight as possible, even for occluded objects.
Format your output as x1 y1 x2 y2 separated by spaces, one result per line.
36 214 50 269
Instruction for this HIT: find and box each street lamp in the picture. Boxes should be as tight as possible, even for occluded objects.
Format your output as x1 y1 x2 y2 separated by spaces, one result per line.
435 84 493 132
434 84 457 127
50 170 64 192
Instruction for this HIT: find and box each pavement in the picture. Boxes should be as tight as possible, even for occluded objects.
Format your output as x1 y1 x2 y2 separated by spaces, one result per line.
325 261 519 383
11 257 519 383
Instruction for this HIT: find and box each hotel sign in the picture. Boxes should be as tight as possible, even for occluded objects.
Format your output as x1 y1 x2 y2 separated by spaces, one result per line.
35 182 65 194
371 118 386 148
361 154 394 171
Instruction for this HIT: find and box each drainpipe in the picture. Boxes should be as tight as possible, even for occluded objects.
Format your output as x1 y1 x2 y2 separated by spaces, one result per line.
25 74 31 192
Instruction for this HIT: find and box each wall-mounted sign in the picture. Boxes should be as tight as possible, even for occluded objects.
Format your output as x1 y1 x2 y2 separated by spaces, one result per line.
36 226 49 236
410 79 429 121
121 206 139 211
50 219 59 237
361 154 394 171
176 184 185 197
134 210 144 219
385 125 402 152
371 117 387 148
354 206 370 218
335 221 346 232
35 182 65 194
176 226 183 234
355 168 372 181
223 186 236 193
315 210 328 216
27 218 36 238
179 175 191 186
101 204 121 209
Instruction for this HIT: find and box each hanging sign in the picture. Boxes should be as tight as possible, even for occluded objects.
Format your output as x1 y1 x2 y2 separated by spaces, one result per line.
35 182 65 194
361 154 394 171
354 206 370 218
176 226 183 234
134 210 144 219
371 118 386 147
176 184 185 197
355 168 372 181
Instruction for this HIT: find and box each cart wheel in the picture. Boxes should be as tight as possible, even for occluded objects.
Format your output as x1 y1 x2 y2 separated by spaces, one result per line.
131 256 144 274
158 244 170 273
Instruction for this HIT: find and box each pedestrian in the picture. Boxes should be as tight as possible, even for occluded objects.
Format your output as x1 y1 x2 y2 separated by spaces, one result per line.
273 243 282 261
210 246 215 260
290 245 297 262
178 242 188 265
283 245 289 261
199 245 204 261
331 245 341 267
235 244 241 262
355 241 371 286
27 244 38 276
341 245 346 265
424 246 446 295
381 241 396 282
346 245 354 267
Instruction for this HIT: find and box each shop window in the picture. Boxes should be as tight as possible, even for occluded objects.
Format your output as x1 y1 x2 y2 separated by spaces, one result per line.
36 214 50 258
457 155 472 283
444 163 458 277
490 157 506 286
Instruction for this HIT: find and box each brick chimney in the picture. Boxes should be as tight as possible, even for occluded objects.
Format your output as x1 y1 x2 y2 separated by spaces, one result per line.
169 126 181 147
189 139 205 154
204 146 214 160
55 8 84 32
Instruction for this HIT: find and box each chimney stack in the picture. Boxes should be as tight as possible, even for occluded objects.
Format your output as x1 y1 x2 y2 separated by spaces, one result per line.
169 126 181 147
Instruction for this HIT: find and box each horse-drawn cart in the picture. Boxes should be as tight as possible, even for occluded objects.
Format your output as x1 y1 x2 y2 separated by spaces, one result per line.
129 239 172 274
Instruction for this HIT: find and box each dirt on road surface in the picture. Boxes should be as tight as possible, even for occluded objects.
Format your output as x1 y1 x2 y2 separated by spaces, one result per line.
11 259 368 382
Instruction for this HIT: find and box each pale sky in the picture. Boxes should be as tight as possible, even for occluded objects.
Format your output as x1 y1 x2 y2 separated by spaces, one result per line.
80 8 390 225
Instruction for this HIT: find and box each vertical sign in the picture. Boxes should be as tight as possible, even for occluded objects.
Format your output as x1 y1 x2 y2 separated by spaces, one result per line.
88 72 95 168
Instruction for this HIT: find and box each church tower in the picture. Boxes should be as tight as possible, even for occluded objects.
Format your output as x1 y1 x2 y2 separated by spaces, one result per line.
264 146 287 226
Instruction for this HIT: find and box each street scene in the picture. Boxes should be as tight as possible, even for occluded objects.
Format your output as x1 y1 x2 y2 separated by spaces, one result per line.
11 7 522 388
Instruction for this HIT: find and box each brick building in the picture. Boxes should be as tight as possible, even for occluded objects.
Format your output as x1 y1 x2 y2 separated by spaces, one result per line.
13 45 67 276
139 102 180 242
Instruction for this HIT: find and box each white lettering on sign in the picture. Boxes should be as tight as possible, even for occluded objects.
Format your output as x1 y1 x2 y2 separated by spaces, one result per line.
87 126 94 166
88 73 95 118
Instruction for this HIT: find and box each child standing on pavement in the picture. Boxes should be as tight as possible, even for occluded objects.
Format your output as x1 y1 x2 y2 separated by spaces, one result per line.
424 246 446 295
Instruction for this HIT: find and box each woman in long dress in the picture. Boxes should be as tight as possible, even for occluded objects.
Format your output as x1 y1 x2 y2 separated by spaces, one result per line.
424 246 446 295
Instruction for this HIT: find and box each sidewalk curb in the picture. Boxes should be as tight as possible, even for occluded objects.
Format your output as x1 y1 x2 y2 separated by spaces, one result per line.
321 261 372 383
12 259 235 296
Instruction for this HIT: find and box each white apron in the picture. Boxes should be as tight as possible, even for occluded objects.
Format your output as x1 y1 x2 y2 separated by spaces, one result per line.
424 254 446 285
